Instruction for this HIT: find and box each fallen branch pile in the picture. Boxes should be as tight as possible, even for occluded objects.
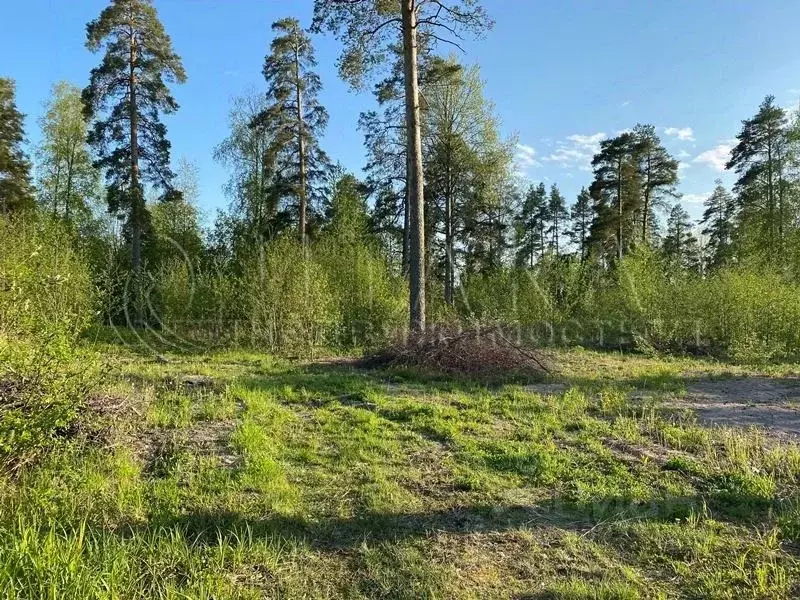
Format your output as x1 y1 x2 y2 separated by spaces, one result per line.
362 325 551 380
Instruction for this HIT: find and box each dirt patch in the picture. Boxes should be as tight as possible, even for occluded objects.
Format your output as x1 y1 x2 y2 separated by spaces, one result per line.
670 376 800 438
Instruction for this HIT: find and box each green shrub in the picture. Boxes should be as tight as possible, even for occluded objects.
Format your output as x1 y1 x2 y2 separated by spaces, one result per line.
244 236 334 356
0 215 95 469
316 236 406 349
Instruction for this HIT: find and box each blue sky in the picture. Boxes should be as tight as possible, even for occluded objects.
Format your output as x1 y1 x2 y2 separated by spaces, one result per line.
4 0 800 223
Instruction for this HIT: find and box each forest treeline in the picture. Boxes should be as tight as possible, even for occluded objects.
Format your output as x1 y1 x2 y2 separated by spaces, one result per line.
3 0 800 363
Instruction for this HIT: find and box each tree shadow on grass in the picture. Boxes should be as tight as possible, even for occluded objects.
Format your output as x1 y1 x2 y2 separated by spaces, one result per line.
136 486 781 552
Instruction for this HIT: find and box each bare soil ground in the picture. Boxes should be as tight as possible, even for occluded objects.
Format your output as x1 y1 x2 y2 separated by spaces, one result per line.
676 376 800 438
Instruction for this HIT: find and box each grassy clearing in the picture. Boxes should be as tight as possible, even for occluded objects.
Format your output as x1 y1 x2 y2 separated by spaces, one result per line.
1 344 799 598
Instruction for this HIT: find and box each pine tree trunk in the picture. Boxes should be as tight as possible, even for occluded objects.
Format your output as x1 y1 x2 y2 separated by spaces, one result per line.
445 188 454 306
402 169 410 276
401 0 426 333
616 159 623 262
129 9 143 325
295 32 307 246
767 136 774 255
642 155 651 244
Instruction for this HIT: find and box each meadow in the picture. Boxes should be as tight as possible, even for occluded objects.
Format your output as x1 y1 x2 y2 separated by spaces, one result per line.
2 335 799 599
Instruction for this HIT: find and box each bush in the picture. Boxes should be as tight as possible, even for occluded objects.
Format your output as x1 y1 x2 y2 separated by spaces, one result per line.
316 236 406 349
244 236 334 356
0 215 95 469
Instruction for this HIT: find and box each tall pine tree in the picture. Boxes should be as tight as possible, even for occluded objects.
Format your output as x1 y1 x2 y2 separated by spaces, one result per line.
82 0 186 307
252 18 328 245
570 187 593 261
514 182 548 267
588 132 640 262
662 203 700 272
726 96 789 260
547 183 568 257
699 180 736 270
0 78 34 213
634 124 678 244
313 0 492 332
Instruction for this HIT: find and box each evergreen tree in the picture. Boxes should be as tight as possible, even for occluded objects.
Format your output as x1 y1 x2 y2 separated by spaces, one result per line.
726 95 790 260
634 124 679 244
547 183 568 257
252 18 329 245
588 132 640 262
313 0 492 332
570 186 593 261
699 180 736 270
425 61 511 304
323 171 370 245
514 182 548 267
82 0 186 309
36 81 99 223
362 49 454 274
663 203 700 272
0 78 34 213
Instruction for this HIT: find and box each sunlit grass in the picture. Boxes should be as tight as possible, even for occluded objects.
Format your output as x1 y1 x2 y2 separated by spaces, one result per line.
1 345 799 597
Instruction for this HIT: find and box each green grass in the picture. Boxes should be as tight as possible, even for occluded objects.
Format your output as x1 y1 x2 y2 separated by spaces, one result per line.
1 344 799 598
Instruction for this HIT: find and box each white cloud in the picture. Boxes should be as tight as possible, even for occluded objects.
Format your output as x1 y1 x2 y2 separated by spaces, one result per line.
514 143 539 175
542 132 605 171
678 162 691 171
566 133 606 149
664 126 695 141
620 100 631 107
681 192 709 204
677 149 692 159
693 141 734 172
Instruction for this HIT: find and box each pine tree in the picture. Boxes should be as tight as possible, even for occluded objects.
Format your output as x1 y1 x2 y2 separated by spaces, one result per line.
570 186 593 261
0 78 34 213
514 182 548 267
313 0 492 332
588 132 641 262
37 81 99 223
634 124 679 244
663 203 700 272
82 0 186 310
699 180 736 270
726 95 789 260
424 61 511 304
362 49 453 274
547 183 568 257
252 18 329 246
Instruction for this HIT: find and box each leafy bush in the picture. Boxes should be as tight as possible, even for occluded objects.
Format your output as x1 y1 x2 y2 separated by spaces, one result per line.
316 236 406 350
0 215 95 469
243 236 334 356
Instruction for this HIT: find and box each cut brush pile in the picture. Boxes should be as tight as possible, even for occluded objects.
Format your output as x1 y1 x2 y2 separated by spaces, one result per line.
362 325 551 380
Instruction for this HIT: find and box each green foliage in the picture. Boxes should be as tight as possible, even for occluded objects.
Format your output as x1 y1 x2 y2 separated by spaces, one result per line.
317 176 406 348
36 81 100 224
0 215 95 467
0 78 34 213
252 17 329 242
82 0 187 291
244 236 334 356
